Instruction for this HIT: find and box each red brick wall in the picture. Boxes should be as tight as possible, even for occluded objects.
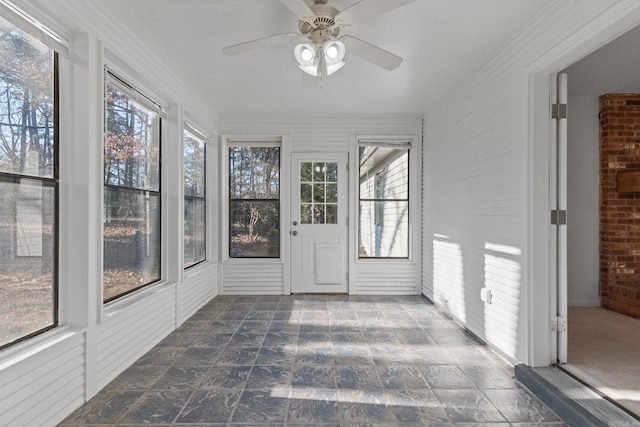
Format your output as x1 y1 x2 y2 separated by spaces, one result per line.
600 93 640 319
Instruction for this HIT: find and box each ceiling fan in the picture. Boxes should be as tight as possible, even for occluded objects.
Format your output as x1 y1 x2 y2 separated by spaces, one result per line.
222 0 415 84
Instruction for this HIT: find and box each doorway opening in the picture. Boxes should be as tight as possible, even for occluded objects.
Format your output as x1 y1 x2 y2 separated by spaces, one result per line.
561 23 640 417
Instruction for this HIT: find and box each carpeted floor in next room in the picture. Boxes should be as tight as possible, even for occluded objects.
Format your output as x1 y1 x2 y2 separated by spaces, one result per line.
565 306 640 417
60 295 567 426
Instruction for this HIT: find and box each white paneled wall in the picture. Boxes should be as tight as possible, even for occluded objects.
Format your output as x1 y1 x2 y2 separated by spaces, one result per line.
422 0 640 364
222 117 420 295
0 1 220 426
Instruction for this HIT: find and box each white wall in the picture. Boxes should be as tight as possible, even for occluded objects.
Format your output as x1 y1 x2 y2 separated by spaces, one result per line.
221 118 421 295
567 95 600 306
422 0 640 365
0 1 220 425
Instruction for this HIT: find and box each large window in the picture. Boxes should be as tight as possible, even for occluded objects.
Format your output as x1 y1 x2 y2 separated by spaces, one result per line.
184 127 206 269
359 142 410 258
228 142 280 258
0 15 58 348
103 72 161 302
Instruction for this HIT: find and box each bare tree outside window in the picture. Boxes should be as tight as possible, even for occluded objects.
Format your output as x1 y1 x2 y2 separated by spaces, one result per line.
0 15 57 349
229 144 280 258
184 128 206 268
103 77 161 302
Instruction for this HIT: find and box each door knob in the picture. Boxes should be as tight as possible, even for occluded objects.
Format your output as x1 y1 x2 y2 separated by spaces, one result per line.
291 230 298 236
292 221 298 226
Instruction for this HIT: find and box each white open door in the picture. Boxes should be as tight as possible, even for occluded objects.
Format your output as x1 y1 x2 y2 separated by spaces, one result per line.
290 152 348 293
550 73 568 364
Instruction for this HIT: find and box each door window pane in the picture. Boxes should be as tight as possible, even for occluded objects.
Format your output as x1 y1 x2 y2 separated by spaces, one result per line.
299 161 338 225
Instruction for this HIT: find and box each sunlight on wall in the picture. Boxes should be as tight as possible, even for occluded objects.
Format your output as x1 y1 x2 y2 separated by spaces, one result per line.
433 234 465 322
483 242 522 360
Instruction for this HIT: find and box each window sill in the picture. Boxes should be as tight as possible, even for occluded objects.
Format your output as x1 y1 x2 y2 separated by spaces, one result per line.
102 280 175 321
0 326 82 370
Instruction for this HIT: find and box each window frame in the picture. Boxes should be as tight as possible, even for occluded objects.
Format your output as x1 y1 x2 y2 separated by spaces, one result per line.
102 70 163 304
183 124 207 270
224 138 282 261
0 23 60 350
357 139 412 260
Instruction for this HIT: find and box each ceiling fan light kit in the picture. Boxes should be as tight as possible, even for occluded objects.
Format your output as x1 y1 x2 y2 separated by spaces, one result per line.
223 0 415 84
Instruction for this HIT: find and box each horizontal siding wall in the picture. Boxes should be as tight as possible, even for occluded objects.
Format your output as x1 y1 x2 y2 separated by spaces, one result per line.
222 118 420 295
97 287 176 389
179 264 218 324
422 0 640 363
0 332 85 426
223 263 284 294
356 262 419 294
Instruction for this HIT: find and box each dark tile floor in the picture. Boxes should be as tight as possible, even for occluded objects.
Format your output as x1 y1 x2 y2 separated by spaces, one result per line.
60 295 567 426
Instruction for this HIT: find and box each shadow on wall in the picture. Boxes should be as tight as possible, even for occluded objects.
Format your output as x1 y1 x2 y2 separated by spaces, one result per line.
432 233 523 361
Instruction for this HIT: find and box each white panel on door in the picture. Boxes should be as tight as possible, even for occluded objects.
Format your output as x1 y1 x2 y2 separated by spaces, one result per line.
315 244 343 285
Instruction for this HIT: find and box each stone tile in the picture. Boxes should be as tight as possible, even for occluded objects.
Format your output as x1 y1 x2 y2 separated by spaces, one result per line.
103 365 168 391
175 389 241 424
262 331 298 346
375 365 428 389
338 390 395 423
150 365 209 390
386 388 449 423
215 346 259 365
172 345 224 365
255 346 297 365
231 389 289 423
268 321 300 333
60 390 143 424
245 365 293 389
443 345 494 365
433 389 505 423
459 365 520 389
118 390 192 424
336 365 383 390
295 344 333 365
61 295 566 427
136 347 186 365
419 365 476 389
333 343 374 365
237 320 271 333
200 365 252 389
292 365 336 389
227 332 266 347
483 389 562 423
192 332 234 348
286 389 340 424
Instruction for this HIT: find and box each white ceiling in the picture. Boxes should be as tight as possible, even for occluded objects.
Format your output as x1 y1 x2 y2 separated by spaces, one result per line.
43 0 550 118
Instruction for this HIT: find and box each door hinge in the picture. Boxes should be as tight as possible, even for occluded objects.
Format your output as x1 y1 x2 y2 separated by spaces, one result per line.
551 316 567 332
550 209 567 225
551 103 567 119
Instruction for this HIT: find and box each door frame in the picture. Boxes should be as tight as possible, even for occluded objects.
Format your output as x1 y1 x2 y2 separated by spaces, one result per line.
289 151 349 294
526 4 640 367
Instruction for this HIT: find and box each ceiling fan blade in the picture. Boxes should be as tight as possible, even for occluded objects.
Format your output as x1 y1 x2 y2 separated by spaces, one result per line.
280 0 314 19
223 33 301 55
338 0 416 25
342 35 402 70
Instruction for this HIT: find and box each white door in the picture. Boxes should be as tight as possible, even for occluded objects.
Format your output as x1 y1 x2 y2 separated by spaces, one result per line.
550 73 568 363
290 152 348 293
